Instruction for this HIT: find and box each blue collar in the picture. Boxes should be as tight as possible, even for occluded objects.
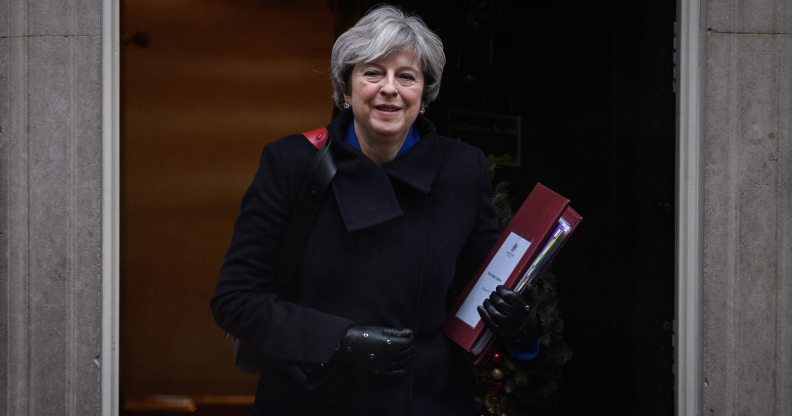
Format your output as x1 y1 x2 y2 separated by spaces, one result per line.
344 123 421 158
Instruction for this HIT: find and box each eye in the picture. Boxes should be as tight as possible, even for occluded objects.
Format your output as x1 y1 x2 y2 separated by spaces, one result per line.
363 69 382 78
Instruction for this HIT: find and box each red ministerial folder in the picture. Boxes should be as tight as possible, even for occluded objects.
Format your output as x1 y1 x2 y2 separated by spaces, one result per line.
471 205 581 364
444 183 582 357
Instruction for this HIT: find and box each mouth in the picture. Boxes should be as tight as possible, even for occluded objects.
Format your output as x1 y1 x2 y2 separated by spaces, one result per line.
374 104 401 112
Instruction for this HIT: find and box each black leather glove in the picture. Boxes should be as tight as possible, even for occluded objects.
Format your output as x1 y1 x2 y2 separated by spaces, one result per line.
332 326 414 377
477 285 539 343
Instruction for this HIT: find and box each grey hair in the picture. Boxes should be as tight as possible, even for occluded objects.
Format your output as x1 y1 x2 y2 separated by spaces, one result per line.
330 5 446 109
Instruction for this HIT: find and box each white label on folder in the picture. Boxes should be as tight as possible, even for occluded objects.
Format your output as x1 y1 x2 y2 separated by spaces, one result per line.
455 232 531 328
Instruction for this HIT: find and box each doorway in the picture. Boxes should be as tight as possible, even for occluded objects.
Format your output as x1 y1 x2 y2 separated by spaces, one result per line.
120 1 677 415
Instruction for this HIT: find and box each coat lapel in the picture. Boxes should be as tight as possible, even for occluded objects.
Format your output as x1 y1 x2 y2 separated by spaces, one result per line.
383 128 441 194
328 113 442 232
331 146 404 232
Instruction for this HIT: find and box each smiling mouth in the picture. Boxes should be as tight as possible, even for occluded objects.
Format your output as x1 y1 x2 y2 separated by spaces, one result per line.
374 105 401 112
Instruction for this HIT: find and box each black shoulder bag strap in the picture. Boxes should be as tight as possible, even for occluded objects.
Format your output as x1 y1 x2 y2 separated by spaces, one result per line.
234 127 336 375
276 129 336 298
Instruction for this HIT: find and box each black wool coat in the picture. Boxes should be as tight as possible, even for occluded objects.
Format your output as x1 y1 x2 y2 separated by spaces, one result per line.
211 110 499 416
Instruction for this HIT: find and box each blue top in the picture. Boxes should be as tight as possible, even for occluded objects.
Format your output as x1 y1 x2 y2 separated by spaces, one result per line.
344 123 421 157
507 339 540 361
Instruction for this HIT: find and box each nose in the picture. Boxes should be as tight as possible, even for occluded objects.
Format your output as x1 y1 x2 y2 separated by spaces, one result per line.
379 75 398 97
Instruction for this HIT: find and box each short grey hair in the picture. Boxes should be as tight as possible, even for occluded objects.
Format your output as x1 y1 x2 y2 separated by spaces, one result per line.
330 5 446 109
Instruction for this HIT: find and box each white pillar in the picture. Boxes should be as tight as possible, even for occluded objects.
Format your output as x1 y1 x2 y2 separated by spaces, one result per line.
676 0 705 415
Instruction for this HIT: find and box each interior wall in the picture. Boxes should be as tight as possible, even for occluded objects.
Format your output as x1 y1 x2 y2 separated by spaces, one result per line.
120 0 335 402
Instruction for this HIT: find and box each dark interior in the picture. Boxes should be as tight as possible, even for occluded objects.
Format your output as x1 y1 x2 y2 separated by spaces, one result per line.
399 1 677 414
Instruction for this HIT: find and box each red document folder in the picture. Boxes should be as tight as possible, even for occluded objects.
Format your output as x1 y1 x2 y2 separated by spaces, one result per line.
444 183 582 357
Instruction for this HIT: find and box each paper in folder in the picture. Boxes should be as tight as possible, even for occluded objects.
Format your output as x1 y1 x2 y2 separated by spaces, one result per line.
444 182 582 358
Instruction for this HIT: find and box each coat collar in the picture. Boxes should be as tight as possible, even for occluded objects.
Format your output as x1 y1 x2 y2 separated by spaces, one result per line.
326 110 442 232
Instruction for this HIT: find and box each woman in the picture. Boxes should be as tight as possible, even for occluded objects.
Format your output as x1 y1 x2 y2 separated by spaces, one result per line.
211 5 538 415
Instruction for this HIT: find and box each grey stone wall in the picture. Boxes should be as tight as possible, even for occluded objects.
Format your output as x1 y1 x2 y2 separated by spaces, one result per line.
0 1 104 415
703 1 792 415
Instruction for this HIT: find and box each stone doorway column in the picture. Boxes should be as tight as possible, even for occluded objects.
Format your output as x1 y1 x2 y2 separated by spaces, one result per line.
698 1 792 415
1 1 119 415
677 1 792 416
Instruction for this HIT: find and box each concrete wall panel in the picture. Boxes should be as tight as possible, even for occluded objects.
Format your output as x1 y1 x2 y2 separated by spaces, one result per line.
1 35 32 416
1 9 103 414
0 36 6 416
702 31 737 416
72 34 103 415
2 0 101 36
78 0 102 36
28 34 72 415
703 31 792 416
776 33 792 416
709 0 792 33
0 0 28 37
28 0 68 35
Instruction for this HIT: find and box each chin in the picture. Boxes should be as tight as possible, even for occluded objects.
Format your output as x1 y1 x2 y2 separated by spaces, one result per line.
371 122 406 137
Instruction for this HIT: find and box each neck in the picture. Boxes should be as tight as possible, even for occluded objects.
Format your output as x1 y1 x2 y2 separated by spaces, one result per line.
355 127 406 166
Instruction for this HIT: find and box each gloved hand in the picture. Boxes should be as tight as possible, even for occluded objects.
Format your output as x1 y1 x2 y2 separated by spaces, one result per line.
477 285 539 343
332 325 414 377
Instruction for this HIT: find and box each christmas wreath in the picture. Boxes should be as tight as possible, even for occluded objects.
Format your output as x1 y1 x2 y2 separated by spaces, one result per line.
472 169 573 416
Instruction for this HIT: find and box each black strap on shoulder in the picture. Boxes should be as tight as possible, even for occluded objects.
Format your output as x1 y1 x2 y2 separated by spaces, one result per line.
233 133 337 375
275 135 337 299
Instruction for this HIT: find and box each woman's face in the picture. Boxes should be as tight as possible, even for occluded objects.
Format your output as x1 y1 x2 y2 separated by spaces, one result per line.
345 49 424 146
